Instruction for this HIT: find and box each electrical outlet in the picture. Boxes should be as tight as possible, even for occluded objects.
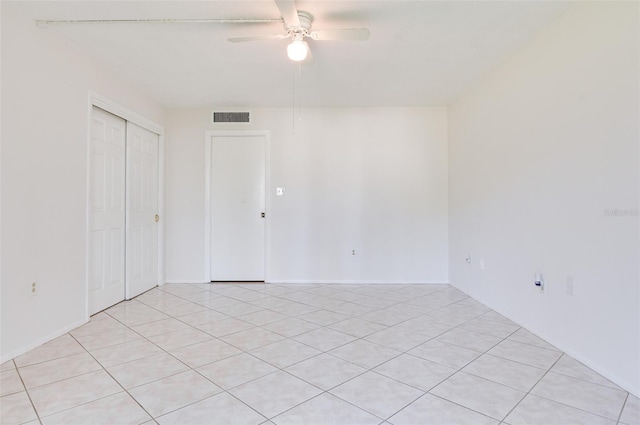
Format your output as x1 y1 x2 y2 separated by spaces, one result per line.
351 249 356 256
566 276 574 296
30 281 37 296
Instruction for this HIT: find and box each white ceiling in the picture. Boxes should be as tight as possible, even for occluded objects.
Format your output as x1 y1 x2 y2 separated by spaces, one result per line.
10 1 570 108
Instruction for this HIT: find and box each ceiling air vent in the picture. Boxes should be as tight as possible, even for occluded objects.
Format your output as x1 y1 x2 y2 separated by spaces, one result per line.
212 111 251 124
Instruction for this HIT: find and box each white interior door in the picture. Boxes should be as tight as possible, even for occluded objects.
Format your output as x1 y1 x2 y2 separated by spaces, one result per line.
211 135 265 281
126 122 160 298
89 107 126 314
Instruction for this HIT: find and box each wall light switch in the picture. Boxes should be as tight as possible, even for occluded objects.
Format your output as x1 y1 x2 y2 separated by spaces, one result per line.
276 187 284 196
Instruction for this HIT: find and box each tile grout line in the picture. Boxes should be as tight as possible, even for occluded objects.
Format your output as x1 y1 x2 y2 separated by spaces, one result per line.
429 392 505 423
10 359 43 425
616 392 630 425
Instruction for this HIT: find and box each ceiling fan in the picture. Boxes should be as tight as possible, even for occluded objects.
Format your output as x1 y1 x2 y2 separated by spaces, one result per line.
35 0 370 65
228 0 370 63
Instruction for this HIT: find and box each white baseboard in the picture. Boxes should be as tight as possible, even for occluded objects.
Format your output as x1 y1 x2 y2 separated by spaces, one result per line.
1 318 87 364
164 280 210 284
267 280 448 285
165 280 450 285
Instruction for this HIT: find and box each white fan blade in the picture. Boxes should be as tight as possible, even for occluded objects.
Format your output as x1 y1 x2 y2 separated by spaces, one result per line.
228 34 288 43
274 0 300 28
310 28 370 41
36 18 283 27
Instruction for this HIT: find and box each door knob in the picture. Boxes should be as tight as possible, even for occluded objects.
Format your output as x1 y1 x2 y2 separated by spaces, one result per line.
155 214 160 222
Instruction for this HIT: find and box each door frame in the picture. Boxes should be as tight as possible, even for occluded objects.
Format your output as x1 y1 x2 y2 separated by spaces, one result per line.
204 131 271 283
86 91 165 320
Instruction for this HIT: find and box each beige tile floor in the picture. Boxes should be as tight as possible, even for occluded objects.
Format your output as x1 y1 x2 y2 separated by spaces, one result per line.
1 283 638 425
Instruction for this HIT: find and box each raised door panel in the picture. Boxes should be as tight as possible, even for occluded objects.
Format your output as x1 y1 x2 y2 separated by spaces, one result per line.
89 107 126 314
126 122 159 298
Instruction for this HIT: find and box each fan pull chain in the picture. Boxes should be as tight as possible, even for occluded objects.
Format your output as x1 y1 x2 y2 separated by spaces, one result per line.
291 62 304 130
292 63 296 130
298 62 303 122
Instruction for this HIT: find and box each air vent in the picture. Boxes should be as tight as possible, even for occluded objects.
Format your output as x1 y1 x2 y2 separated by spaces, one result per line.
212 111 251 124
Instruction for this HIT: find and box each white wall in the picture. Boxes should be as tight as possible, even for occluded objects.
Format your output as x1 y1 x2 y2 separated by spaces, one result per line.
0 4 165 361
165 107 448 284
449 2 639 395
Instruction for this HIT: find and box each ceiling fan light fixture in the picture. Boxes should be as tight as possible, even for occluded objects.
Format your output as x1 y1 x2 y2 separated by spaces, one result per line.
287 39 308 61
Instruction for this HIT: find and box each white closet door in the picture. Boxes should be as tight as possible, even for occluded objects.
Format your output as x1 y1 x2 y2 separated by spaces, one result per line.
126 122 160 298
89 107 126 314
211 135 266 281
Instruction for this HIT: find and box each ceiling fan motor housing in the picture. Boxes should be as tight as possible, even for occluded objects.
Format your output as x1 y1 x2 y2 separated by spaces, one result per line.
287 11 313 35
